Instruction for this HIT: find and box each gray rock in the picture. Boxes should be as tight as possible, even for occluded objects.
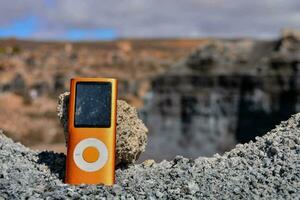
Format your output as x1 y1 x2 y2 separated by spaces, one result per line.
1 113 300 198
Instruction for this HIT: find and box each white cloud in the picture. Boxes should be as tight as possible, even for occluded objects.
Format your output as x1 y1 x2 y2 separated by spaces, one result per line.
0 0 299 39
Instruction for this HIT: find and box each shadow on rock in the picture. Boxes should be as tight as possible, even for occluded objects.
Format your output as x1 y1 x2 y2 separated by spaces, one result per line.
37 151 66 181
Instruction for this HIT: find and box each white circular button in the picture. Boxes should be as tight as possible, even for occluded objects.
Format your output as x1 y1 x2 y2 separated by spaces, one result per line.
73 138 108 172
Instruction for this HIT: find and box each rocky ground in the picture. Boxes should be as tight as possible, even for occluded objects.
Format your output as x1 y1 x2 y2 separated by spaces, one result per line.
0 112 299 199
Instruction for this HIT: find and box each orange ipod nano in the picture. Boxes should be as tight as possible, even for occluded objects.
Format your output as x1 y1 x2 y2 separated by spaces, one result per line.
65 77 117 185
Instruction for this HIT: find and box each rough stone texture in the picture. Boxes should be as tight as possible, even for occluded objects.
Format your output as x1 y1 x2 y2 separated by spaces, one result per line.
57 92 69 143
140 30 300 161
1 113 300 199
57 92 148 165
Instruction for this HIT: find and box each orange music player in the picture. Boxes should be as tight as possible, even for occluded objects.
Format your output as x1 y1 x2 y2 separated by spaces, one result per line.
65 77 117 185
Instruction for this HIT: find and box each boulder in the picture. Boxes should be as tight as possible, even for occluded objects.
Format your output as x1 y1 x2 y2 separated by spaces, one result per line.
57 92 148 165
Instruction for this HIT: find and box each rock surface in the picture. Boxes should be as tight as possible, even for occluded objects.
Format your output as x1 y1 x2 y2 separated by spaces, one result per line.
141 30 300 161
57 92 148 165
1 113 300 199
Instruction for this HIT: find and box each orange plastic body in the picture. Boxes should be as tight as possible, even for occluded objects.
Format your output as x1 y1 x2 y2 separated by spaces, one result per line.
65 77 117 185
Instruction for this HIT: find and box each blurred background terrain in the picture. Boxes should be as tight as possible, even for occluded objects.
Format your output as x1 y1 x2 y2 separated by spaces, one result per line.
0 38 205 153
1 0 300 162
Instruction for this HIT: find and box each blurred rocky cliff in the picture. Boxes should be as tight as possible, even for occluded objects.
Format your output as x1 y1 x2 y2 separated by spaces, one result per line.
141 29 300 161
0 39 205 152
1 30 300 162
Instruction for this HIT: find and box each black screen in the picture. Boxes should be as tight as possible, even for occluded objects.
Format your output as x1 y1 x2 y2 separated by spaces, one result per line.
74 82 112 127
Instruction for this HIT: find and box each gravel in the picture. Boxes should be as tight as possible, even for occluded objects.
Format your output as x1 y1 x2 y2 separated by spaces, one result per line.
1 113 300 199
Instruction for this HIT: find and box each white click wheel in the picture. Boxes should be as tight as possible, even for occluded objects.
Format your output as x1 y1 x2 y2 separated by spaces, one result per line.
73 138 109 172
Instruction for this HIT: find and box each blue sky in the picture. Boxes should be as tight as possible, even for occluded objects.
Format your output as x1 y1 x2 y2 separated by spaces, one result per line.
65 29 117 41
0 0 299 40
0 16 38 38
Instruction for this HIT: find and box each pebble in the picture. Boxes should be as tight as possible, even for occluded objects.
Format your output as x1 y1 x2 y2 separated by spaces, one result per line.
1 113 300 198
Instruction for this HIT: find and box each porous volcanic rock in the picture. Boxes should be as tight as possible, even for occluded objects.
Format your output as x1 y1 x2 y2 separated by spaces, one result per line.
57 92 148 165
0 113 300 199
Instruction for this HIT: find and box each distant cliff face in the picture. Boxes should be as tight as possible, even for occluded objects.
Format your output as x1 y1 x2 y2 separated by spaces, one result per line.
0 39 205 148
141 30 300 161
